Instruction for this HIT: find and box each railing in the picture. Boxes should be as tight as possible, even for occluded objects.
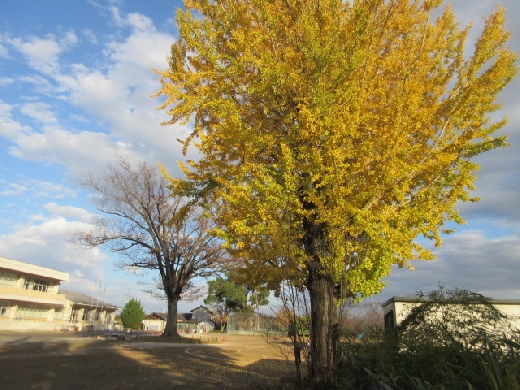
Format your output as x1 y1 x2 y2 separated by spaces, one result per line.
0 285 66 303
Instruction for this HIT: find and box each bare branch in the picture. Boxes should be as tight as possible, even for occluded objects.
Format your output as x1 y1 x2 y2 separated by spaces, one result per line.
71 158 229 336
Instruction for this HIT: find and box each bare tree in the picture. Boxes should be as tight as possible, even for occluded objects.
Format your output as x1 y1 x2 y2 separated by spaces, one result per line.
205 302 230 332
72 158 226 336
275 282 312 383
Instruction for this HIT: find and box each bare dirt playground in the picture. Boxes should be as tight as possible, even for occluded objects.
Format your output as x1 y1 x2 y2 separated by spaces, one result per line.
0 332 299 390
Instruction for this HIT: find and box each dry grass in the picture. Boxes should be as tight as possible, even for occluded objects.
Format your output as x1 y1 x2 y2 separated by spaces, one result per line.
0 333 299 389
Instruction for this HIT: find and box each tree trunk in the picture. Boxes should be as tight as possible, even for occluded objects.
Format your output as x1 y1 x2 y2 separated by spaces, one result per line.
308 266 338 388
163 296 180 337
301 192 338 387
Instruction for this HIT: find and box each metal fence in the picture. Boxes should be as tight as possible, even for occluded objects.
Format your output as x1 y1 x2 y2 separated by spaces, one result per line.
226 312 284 334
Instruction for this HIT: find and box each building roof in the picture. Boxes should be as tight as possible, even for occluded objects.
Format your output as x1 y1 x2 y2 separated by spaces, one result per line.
190 305 212 313
143 312 167 321
60 289 119 310
143 311 197 322
0 255 69 281
382 295 520 307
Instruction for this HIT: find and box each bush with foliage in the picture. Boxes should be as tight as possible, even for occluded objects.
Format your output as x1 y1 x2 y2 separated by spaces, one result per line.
338 288 520 389
120 298 145 330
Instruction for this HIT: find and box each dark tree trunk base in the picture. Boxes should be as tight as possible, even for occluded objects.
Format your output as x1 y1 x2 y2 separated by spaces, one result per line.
308 267 338 388
163 297 180 337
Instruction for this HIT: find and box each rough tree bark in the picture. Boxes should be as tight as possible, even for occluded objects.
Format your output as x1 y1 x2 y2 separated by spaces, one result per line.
302 198 339 387
308 268 338 387
164 296 180 336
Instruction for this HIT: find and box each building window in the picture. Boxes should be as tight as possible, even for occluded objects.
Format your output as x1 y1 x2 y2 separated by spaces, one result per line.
15 305 49 320
53 309 63 321
0 271 17 287
384 310 395 333
23 278 50 292
70 308 78 322
82 309 91 321
0 300 12 317
33 279 50 292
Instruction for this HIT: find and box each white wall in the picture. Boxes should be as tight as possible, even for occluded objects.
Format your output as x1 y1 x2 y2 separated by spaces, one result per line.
384 299 520 332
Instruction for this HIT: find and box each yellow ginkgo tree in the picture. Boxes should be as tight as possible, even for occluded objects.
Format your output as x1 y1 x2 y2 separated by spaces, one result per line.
155 0 517 384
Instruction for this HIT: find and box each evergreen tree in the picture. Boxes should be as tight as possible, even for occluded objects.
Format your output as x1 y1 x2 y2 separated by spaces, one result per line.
120 298 145 330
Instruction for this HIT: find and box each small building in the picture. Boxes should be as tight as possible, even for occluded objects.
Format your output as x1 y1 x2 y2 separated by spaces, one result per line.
143 307 215 333
142 312 168 331
143 312 197 332
191 306 216 333
191 305 212 321
382 295 520 333
0 255 118 332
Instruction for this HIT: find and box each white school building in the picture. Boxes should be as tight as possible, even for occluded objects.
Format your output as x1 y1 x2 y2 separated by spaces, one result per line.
0 255 119 332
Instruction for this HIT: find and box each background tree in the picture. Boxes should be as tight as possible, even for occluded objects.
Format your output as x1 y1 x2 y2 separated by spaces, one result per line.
156 0 517 384
206 275 270 310
205 277 249 313
205 275 270 330
275 282 313 383
120 298 145 330
72 158 226 336
249 287 269 312
204 277 246 331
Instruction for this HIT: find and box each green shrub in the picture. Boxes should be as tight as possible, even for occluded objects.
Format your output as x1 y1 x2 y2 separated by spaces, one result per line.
337 288 520 389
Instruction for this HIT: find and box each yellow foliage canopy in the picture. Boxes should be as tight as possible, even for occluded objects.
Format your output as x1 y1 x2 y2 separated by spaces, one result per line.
156 0 517 298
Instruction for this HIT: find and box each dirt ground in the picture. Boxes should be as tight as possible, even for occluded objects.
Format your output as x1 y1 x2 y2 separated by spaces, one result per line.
0 332 300 390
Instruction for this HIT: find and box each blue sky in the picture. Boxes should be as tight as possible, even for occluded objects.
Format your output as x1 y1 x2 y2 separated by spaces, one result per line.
1 0 519 314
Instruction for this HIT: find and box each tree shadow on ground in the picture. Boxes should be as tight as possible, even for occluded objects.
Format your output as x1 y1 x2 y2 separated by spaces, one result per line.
0 337 296 390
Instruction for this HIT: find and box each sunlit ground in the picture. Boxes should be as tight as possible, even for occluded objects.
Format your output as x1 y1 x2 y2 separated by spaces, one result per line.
0 333 296 389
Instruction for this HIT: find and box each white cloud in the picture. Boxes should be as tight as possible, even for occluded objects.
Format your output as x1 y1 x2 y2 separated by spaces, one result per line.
31 181 77 199
18 74 55 95
0 42 8 58
109 4 125 28
0 216 107 272
60 31 79 48
0 77 13 86
82 29 98 44
0 214 166 311
59 68 126 117
0 101 32 139
106 30 172 72
10 35 63 74
376 230 520 301
44 202 94 222
107 5 157 32
126 13 155 32
1 182 28 196
0 179 76 199
2 8 189 180
68 113 90 123
20 102 58 124
7 125 137 176
6 30 78 75
457 106 520 226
